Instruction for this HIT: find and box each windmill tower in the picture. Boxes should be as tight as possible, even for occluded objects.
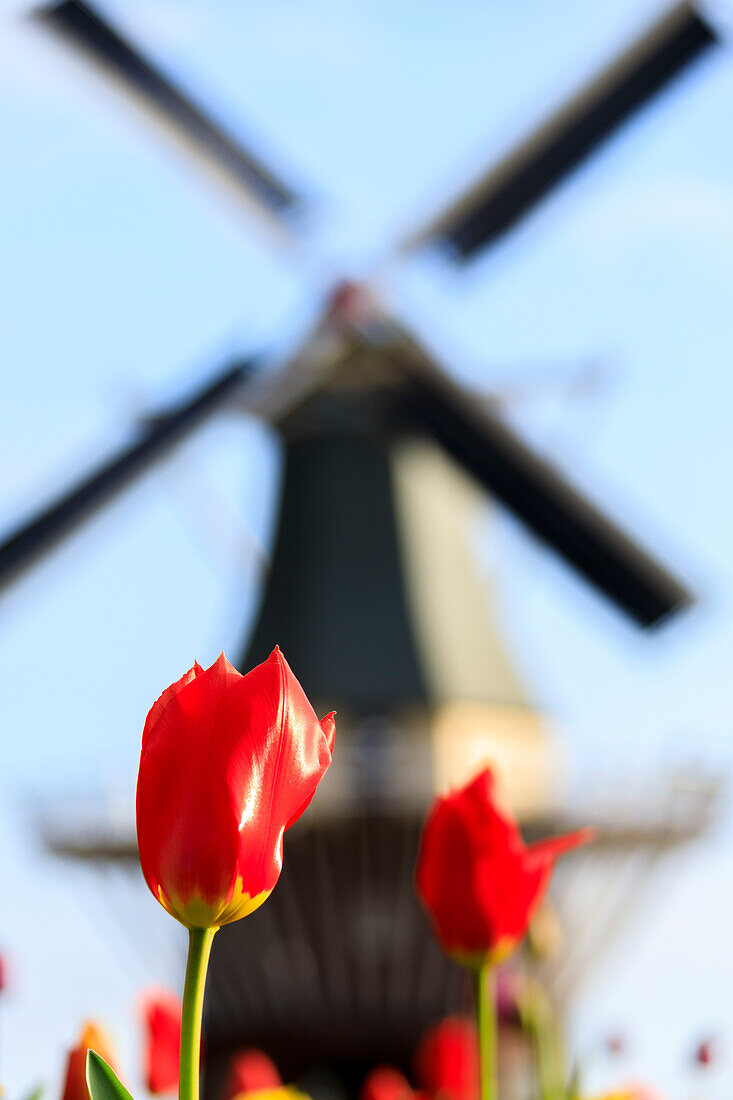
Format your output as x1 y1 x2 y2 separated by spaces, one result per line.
5 1 723 1095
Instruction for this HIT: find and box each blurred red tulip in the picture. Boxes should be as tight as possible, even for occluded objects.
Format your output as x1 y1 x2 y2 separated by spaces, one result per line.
142 989 182 1094
137 650 335 929
0 951 6 993
695 1038 717 1066
225 1049 282 1099
61 1022 116 1100
415 769 592 964
360 1067 414 1100
414 1017 479 1100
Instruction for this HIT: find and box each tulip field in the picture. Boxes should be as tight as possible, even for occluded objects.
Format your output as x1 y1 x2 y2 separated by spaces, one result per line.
3 648 675 1100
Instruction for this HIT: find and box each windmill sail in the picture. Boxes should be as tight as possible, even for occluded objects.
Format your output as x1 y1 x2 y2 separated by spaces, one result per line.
396 340 691 627
0 360 256 592
35 0 302 225
401 1 717 259
0 319 692 625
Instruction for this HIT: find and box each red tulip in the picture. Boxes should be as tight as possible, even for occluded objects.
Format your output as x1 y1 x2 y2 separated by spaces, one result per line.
695 1037 717 1066
414 1017 479 1100
225 1049 282 1099
360 1067 414 1100
142 989 182 1094
137 650 335 929
415 768 592 965
61 1022 116 1100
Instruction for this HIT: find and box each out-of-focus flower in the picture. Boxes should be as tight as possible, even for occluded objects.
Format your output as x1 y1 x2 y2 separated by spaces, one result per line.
142 989 181 1094
225 1050 282 1099
605 1034 627 1057
587 1088 663 1100
0 952 6 993
414 1017 479 1100
136 650 335 929
360 1067 414 1100
694 1037 718 1066
495 970 521 1026
61 1023 116 1100
415 769 593 965
230 1089 309 1100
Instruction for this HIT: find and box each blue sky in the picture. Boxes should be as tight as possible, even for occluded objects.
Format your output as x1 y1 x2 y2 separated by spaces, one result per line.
1 0 733 1094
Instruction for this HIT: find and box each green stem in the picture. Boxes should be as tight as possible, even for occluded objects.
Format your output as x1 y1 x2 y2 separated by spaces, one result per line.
472 964 497 1100
179 927 216 1100
536 1023 562 1100
524 982 564 1100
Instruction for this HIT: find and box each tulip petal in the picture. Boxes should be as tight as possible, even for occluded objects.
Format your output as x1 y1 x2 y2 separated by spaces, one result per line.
320 711 337 754
522 827 595 873
211 649 334 921
137 656 247 925
141 661 204 749
284 710 336 830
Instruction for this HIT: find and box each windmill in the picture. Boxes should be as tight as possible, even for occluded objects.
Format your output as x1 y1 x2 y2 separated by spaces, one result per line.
8 0 722 1095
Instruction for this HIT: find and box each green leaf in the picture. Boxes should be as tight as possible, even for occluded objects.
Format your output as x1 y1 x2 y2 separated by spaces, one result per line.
565 1063 581 1100
86 1051 135 1100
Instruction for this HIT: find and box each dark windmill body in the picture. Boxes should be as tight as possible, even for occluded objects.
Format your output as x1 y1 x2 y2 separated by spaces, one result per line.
6 1 724 1096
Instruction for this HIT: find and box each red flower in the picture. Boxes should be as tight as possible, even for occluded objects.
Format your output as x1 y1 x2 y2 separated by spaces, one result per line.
360 1067 414 1100
137 650 335 929
415 769 592 965
142 989 182 1094
61 1023 116 1100
225 1049 282 1099
414 1017 479 1100
695 1037 717 1066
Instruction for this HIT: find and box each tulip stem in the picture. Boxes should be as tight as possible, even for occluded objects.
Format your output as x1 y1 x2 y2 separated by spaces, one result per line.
473 963 498 1100
179 927 216 1100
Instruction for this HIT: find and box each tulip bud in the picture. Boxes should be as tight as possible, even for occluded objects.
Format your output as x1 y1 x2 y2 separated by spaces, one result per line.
142 989 182 1095
414 1017 479 1100
695 1037 718 1066
136 650 335 929
360 1068 414 1100
61 1023 116 1100
230 1090 309 1100
415 768 592 965
225 1050 282 1099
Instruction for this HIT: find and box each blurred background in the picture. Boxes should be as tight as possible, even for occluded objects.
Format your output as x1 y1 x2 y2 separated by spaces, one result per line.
1 0 732 1096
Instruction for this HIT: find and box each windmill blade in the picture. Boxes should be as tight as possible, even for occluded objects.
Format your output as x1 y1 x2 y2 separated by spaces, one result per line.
400 1 717 260
33 0 301 227
0 360 257 594
397 346 691 628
